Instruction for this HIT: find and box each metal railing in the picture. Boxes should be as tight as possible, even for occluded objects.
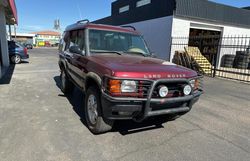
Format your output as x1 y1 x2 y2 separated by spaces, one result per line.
171 35 250 82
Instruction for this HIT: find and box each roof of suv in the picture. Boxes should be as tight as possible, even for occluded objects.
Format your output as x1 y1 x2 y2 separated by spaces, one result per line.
65 22 140 35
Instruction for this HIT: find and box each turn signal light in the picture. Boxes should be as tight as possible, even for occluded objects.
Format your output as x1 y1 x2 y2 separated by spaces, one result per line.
194 79 199 90
109 80 121 93
190 79 199 90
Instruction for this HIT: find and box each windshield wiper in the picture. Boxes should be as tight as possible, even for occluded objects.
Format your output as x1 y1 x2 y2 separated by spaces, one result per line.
92 51 123 55
123 51 148 57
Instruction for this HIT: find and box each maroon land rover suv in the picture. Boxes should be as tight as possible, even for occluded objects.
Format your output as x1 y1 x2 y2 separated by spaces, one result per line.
58 20 203 134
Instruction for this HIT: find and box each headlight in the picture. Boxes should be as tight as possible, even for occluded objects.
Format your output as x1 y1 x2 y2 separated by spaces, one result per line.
121 80 137 93
183 85 192 95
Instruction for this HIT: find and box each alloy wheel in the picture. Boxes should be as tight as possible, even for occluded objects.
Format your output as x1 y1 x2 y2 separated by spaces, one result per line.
87 94 98 125
11 55 21 64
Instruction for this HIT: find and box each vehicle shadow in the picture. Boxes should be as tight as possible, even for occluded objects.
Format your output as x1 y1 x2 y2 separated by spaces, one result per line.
0 64 16 85
54 76 87 126
21 61 29 64
54 76 171 135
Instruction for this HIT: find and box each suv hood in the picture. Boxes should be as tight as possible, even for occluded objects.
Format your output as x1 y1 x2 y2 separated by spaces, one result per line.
90 54 197 79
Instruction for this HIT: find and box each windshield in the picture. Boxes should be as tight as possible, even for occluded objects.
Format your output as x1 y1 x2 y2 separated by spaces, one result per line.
89 29 150 56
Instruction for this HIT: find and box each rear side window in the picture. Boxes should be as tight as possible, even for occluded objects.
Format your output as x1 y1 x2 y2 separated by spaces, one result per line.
16 43 24 48
8 41 22 48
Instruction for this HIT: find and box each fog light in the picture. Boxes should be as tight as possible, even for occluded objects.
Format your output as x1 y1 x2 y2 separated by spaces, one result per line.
159 86 168 97
183 85 192 95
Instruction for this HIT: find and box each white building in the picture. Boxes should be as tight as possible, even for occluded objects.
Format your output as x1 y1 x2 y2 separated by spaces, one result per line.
0 0 17 79
95 0 250 67
31 31 60 47
9 33 36 44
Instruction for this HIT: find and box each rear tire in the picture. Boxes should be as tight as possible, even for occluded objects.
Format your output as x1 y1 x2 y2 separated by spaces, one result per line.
10 55 21 64
85 86 113 134
60 69 74 94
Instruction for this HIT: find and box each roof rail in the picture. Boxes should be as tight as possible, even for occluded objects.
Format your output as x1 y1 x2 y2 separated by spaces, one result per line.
121 25 136 31
77 19 90 24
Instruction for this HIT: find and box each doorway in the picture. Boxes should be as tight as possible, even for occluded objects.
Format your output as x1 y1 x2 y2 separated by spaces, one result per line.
188 28 221 65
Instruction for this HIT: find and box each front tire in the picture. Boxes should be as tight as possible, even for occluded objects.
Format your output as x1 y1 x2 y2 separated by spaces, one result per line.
85 86 113 134
60 69 74 94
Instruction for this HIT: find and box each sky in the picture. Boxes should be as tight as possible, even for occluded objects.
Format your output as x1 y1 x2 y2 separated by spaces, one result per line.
15 0 250 33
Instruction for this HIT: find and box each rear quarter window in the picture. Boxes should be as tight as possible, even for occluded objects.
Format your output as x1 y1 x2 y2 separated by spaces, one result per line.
9 42 23 48
16 43 24 48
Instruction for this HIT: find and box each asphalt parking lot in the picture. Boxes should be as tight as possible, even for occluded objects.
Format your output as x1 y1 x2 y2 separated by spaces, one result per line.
0 48 250 161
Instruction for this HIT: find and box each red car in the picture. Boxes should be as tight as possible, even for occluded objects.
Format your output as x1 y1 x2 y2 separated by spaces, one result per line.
44 41 51 47
58 20 203 134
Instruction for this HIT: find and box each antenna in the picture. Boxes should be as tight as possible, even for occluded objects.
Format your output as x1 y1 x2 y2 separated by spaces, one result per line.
76 0 82 19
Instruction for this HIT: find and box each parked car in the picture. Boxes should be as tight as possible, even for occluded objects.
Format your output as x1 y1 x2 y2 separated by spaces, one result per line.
51 43 59 47
44 41 51 47
58 20 203 134
24 43 33 49
8 41 29 64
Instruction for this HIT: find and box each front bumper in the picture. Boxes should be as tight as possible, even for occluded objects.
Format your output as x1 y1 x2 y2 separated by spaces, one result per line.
101 77 203 121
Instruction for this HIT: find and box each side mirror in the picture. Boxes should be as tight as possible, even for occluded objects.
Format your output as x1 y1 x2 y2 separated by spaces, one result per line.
69 45 84 55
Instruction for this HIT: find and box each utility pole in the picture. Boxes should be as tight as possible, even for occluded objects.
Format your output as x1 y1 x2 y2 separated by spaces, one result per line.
54 19 60 31
54 19 62 44
14 24 17 41
8 25 12 41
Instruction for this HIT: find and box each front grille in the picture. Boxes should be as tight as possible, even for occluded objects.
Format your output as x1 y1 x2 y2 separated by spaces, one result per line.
138 80 152 98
